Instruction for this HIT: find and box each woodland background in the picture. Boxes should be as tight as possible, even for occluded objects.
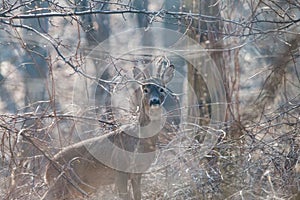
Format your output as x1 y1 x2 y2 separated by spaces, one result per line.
0 0 299 199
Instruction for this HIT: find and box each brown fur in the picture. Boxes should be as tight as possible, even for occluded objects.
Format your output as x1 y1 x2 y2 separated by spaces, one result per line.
42 66 175 200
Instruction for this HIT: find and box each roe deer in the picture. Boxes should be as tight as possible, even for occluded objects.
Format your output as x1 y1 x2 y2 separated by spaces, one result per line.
42 65 176 200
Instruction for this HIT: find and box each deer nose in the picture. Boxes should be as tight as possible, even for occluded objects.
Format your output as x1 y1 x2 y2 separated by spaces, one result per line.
150 98 161 106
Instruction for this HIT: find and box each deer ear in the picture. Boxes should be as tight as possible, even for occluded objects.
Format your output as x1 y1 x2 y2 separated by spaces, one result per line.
133 67 146 81
161 65 175 84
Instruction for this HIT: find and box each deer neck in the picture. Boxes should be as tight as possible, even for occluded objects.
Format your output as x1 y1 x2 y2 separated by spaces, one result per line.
138 104 164 136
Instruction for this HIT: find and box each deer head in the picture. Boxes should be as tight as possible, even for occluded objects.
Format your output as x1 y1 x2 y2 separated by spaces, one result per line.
133 64 175 127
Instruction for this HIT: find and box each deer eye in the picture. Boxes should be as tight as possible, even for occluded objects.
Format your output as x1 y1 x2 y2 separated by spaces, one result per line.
159 88 165 93
143 88 149 93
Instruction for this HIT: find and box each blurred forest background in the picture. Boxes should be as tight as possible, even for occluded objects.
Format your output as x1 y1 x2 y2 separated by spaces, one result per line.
0 0 299 199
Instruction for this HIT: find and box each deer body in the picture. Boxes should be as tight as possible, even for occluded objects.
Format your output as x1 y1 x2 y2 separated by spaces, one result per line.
43 65 176 200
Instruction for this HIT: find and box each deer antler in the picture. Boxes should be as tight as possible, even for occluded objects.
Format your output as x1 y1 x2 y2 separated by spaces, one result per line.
155 56 170 79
